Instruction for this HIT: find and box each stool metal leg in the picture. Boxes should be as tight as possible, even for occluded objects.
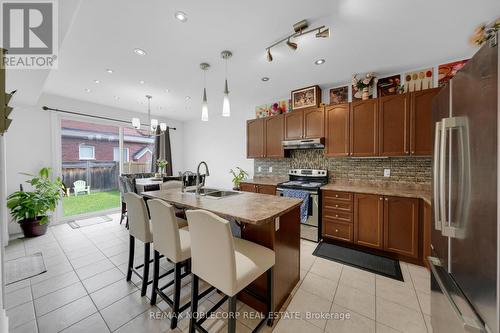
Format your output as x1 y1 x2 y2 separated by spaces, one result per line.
126 236 135 281
150 250 160 305
170 262 182 329
228 295 237 333
189 274 199 333
141 243 150 296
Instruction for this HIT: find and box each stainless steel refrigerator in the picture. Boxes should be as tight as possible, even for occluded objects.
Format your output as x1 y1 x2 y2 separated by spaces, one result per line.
431 35 499 333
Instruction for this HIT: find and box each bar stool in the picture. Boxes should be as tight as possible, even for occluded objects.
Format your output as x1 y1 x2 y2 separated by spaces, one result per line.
186 210 275 333
148 199 214 329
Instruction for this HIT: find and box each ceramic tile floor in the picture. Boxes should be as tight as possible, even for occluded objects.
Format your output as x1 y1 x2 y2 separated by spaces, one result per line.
4 213 432 333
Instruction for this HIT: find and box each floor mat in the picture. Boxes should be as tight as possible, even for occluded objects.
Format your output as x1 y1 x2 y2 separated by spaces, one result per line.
68 215 113 229
5 252 47 285
313 242 404 281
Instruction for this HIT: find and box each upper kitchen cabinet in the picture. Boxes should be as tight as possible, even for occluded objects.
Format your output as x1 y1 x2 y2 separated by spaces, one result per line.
247 118 265 158
325 103 349 157
379 94 410 156
303 107 324 139
284 110 303 140
350 99 378 156
410 88 440 155
264 115 285 158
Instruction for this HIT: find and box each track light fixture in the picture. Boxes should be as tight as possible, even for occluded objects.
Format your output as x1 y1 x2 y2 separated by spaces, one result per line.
266 48 273 62
265 19 330 62
286 38 298 51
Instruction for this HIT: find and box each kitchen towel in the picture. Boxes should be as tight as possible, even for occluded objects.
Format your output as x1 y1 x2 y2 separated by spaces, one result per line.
281 189 309 224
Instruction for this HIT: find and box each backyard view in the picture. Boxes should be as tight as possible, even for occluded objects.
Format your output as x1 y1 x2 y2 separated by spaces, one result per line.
61 119 155 217
62 190 121 216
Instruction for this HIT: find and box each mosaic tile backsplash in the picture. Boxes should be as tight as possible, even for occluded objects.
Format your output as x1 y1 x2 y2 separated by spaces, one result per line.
254 150 432 185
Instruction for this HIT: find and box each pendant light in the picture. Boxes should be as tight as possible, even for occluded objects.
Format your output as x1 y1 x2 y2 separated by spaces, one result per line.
221 50 232 117
200 63 210 121
131 95 167 137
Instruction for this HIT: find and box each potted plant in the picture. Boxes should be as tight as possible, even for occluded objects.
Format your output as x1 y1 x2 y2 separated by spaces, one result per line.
229 167 249 190
156 159 168 177
7 168 63 237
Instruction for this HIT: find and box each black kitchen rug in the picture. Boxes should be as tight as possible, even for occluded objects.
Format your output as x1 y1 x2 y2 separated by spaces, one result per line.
313 242 404 281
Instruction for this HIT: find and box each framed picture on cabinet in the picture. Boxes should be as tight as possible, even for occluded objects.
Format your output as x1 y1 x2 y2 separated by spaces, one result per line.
291 85 321 110
404 68 434 92
377 75 401 96
438 59 469 87
329 86 349 105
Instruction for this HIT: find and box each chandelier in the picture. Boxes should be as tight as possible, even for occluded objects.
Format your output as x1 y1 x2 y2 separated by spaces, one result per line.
131 95 167 137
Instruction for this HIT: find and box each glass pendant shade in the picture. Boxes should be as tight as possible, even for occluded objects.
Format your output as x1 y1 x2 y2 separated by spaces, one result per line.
222 79 230 117
150 119 159 131
132 117 141 129
160 123 167 131
201 87 209 121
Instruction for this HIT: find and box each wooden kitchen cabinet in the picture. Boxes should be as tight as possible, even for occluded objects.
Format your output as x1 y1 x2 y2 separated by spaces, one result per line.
383 196 419 258
379 94 410 156
350 99 378 156
410 88 440 155
354 193 384 249
239 182 276 195
257 185 277 195
247 119 265 158
303 107 324 139
265 115 284 158
325 104 350 157
284 110 303 140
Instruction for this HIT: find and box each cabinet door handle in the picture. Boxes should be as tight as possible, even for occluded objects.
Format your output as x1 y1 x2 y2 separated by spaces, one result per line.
335 229 339 233
385 198 388 201
411 151 415 154
335 204 338 208
379 197 383 200
335 194 338 198
335 214 338 218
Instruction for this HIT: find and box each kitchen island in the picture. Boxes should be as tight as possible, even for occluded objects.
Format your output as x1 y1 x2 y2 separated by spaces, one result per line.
142 189 302 313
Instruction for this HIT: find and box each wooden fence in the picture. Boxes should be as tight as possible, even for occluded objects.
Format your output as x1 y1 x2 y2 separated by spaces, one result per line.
62 161 119 193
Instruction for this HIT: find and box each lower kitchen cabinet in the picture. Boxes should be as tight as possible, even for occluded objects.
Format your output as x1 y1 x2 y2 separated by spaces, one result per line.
239 182 276 195
383 196 419 258
324 220 353 242
354 193 384 249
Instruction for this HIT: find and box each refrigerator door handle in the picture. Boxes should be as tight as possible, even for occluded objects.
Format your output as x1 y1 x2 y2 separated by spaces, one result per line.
440 116 470 239
433 121 442 230
428 256 485 333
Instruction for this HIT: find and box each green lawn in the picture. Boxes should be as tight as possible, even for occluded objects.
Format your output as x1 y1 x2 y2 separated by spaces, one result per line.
62 190 121 217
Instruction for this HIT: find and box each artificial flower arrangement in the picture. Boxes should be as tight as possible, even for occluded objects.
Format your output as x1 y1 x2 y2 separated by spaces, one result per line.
470 18 499 46
352 73 376 100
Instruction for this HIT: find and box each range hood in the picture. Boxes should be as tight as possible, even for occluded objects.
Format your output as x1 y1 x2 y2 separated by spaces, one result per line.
283 138 325 150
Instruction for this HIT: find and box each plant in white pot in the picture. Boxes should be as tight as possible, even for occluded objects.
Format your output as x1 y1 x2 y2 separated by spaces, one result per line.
7 168 63 237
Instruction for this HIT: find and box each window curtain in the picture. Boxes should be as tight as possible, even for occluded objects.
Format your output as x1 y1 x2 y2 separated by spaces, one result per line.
153 128 173 176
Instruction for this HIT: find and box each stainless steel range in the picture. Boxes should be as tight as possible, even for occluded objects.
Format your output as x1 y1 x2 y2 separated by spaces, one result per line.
277 169 328 242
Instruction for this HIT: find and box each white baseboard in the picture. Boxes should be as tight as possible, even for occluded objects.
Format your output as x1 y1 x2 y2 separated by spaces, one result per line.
0 309 8 332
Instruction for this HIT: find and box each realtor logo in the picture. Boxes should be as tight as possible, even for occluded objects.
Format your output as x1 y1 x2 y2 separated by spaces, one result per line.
1 0 58 69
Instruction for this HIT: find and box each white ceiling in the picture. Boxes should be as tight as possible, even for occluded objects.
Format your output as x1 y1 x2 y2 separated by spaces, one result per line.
37 0 500 121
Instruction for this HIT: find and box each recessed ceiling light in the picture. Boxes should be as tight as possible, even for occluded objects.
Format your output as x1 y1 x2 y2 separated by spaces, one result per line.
261 77 270 82
175 11 187 22
185 96 191 101
94 80 100 84
84 88 91 93
139 80 145 84
133 48 146 56
165 89 170 93
114 96 119 100
314 59 326 65
106 69 113 74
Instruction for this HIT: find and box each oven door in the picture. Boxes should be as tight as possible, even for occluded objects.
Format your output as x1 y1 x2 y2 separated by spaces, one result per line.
277 188 319 242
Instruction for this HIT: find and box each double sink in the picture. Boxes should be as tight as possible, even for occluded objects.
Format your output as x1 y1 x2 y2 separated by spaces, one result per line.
184 187 241 199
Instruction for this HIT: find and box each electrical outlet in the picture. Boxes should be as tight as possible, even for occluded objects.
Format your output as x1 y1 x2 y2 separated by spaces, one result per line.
258 166 262 172
269 166 273 173
384 169 391 177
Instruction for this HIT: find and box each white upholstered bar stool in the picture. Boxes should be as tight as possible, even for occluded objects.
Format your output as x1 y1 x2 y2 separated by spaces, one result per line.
123 192 156 296
147 199 215 329
186 210 275 333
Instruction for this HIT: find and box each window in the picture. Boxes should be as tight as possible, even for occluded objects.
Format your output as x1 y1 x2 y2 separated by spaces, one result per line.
79 145 95 160
113 147 129 162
